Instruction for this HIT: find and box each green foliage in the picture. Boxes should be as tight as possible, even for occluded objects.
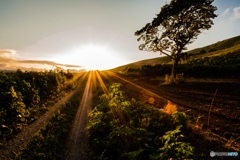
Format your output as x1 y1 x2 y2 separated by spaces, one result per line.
171 112 189 129
15 81 85 159
150 125 194 159
120 51 240 78
192 114 203 125
0 70 80 148
88 83 193 159
181 52 240 78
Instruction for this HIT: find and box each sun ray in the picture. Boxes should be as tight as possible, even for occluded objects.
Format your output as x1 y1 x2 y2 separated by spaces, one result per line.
71 71 89 89
98 70 115 84
72 72 85 82
91 71 97 94
95 70 139 151
80 71 92 109
95 70 127 142
107 71 170 103
64 71 93 159
95 70 109 95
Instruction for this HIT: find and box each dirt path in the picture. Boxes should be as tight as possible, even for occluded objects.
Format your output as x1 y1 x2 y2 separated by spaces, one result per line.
0 83 83 159
64 72 92 160
103 71 240 151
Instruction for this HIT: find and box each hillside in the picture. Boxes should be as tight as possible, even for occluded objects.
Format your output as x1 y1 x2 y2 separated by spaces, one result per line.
187 35 240 55
111 56 172 72
111 35 240 71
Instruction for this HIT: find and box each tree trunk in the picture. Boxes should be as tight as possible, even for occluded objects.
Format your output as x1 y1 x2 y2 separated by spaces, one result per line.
171 59 179 78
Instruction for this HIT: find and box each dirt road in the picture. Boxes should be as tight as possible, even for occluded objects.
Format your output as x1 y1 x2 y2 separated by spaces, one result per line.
0 83 83 159
64 72 92 160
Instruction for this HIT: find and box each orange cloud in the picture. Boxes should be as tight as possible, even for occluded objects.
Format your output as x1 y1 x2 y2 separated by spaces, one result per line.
0 49 16 55
18 60 83 68
0 55 83 71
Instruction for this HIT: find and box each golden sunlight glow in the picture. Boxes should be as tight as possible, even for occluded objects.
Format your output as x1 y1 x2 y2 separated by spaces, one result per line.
55 44 129 71
80 44 109 71
107 71 169 102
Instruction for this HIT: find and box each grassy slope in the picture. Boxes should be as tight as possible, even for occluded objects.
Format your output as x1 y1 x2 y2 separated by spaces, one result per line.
187 35 240 55
111 56 172 72
111 35 240 71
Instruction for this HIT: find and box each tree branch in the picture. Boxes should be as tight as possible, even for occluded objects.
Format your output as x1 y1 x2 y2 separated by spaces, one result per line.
159 50 175 60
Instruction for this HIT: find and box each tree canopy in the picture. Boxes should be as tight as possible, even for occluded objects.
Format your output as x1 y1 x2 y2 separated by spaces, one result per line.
135 0 217 77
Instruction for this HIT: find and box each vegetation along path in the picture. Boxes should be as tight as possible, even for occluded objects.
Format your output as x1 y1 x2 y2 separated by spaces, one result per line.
0 74 87 159
103 71 240 152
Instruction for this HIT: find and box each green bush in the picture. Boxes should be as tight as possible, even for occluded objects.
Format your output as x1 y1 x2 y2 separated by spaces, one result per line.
0 70 81 148
15 84 84 160
150 125 194 160
88 83 193 160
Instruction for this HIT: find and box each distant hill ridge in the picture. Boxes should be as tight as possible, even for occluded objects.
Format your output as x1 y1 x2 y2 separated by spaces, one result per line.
188 35 240 54
111 35 240 71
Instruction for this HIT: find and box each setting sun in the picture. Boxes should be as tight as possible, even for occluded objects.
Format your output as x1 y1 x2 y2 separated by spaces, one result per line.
56 44 129 71
78 44 110 70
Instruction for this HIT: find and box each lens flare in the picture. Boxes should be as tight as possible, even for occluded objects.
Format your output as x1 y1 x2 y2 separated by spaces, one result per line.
148 97 155 104
164 102 177 114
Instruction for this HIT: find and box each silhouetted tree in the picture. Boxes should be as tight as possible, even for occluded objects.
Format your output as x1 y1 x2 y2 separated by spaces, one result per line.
135 0 217 78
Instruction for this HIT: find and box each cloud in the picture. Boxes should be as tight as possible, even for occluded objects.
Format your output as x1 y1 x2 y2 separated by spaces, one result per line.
0 56 15 63
0 56 83 71
0 49 16 55
0 63 7 67
0 56 82 68
233 6 240 18
18 60 83 68
222 8 230 15
0 63 48 72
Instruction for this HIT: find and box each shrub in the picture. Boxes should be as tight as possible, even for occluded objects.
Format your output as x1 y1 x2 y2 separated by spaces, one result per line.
199 49 207 54
63 81 73 91
163 73 186 85
88 83 193 159
150 125 194 159
0 70 80 148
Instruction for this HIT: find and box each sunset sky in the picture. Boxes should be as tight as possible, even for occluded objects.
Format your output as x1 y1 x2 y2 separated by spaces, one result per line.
0 0 240 71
